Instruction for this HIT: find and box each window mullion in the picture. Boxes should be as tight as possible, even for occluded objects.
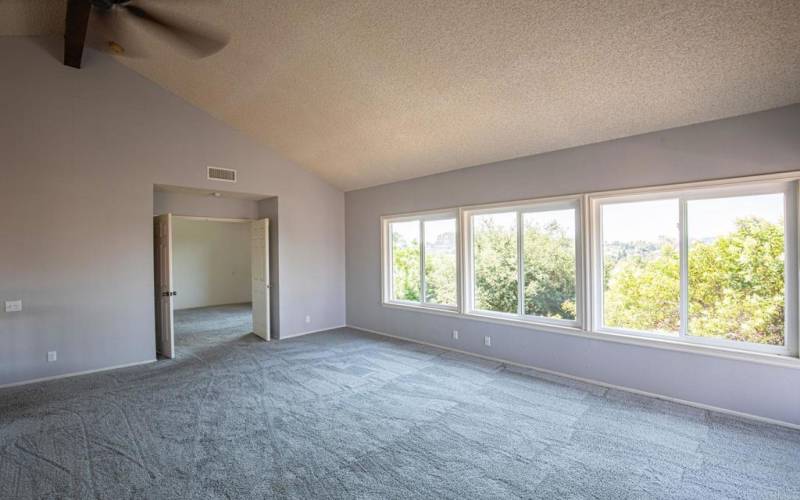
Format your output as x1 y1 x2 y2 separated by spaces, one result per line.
786 182 798 356
679 197 688 337
517 210 524 317
457 209 465 313
593 201 603 332
387 222 396 302
387 223 393 301
419 220 426 303
464 212 472 313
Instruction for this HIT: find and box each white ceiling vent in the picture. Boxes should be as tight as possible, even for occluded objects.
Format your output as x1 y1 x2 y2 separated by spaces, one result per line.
207 166 237 183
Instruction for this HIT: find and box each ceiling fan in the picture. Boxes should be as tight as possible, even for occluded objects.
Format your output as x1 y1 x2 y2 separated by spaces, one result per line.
64 0 229 68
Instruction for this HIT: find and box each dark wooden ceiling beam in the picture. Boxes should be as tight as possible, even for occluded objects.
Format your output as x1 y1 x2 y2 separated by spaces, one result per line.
64 0 92 68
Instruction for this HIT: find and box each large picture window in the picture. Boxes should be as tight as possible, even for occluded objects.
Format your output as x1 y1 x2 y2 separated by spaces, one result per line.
593 182 794 354
381 174 799 361
466 200 581 326
385 213 457 309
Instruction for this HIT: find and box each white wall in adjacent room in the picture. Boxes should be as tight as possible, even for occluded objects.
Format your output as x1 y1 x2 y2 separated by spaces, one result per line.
172 219 251 310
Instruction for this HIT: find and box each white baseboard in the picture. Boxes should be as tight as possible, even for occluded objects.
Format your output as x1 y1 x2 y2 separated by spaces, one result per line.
280 324 346 340
0 359 157 390
346 324 800 431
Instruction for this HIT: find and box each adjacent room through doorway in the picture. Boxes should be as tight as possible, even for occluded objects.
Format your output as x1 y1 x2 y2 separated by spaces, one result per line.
172 217 254 348
153 186 277 358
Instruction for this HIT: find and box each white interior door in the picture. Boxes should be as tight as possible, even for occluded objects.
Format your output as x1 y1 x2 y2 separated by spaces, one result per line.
251 218 270 340
154 214 175 358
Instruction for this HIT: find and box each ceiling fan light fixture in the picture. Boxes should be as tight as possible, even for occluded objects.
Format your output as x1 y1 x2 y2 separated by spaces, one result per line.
107 40 125 55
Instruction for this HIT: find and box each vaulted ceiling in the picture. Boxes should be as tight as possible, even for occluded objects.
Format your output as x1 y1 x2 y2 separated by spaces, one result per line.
3 1 800 190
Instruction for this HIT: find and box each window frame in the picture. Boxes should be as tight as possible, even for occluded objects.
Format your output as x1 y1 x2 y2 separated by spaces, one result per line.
381 210 460 312
378 172 800 364
462 196 584 330
588 179 798 357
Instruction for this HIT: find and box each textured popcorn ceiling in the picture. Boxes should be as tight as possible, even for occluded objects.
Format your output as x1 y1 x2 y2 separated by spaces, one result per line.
3 1 800 190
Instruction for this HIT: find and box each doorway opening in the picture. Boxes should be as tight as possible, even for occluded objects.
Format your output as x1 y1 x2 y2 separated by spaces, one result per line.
153 186 277 359
154 214 270 358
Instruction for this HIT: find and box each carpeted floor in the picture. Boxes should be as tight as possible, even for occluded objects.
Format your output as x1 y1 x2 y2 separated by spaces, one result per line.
1 305 799 499
173 302 254 344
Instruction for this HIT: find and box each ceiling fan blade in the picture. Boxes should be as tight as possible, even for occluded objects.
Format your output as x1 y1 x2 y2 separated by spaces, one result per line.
143 0 221 4
64 0 92 68
121 4 229 58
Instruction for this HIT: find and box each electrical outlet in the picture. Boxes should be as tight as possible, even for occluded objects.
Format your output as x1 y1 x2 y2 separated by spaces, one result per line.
452 330 459 340
47 351 57 362
5 300 22 312
484 336 491 347
305 315 311 324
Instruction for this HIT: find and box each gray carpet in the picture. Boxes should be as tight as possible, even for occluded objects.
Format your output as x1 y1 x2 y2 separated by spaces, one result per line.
173 302 254 343
1 304 799 499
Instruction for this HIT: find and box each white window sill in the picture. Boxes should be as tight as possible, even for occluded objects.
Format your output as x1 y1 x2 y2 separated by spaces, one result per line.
380 301 800 369
382 301 459 316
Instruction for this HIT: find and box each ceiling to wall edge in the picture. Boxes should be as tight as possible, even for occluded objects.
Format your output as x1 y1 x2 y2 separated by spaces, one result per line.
342 104 800 194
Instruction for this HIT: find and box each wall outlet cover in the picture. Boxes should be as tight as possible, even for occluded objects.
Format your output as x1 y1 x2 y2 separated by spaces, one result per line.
484 336 491 347
305 315 311 324
452 330 459 340
5 300 22 312
47 351 57 362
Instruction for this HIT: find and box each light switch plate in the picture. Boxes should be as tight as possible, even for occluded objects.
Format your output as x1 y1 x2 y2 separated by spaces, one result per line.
5 300 22 312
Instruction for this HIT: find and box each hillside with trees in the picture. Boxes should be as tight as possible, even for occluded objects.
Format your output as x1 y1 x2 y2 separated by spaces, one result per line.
392 216 784 345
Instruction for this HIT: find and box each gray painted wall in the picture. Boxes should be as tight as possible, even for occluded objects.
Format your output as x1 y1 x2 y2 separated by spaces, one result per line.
258 198 281 338
0 37 344 385
346 104 800 425
153 190 260 220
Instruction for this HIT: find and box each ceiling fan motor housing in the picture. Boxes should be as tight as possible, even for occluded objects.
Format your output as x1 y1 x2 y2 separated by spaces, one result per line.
91 0 131 11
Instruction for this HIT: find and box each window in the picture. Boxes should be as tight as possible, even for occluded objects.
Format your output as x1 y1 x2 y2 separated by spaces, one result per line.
523 208 578 320
389 220 420 302
472 211 518 314
600 198 680 334
423 218 458 305
380 173 799 361
687 192 785 346
593 182 794 354
385 213 457 309
466 200 580 326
